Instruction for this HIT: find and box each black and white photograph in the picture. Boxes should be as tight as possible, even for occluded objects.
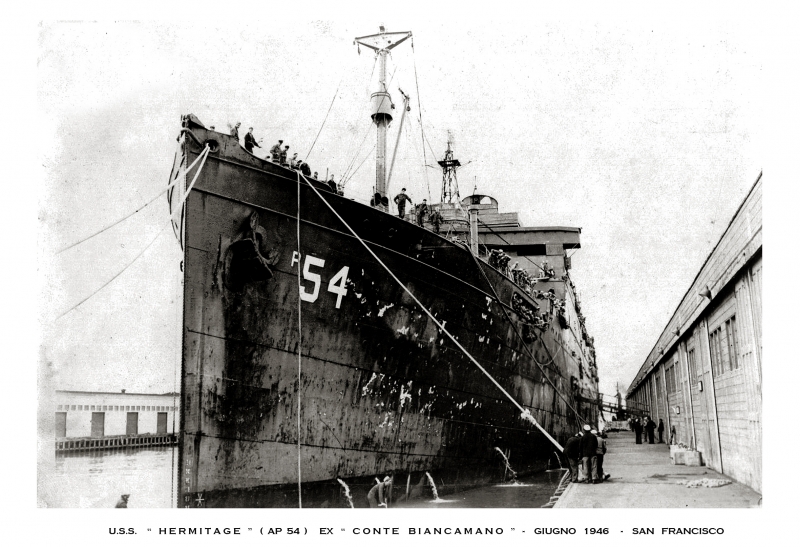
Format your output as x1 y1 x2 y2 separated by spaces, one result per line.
16 0 796 542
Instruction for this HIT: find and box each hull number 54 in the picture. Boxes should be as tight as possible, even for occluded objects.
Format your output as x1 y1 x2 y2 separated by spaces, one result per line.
292 251 349 309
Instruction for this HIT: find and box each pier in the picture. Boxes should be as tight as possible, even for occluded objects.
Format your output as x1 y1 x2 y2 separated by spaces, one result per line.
553 431 759 508
55 434 177 453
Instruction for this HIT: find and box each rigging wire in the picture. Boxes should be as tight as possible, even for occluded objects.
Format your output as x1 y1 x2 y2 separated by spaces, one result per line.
343 144 376 186
304 80 341 162
56 150 207 255
341 65 398 186
295 171 303 509
56 146 210 320
411 39 433 202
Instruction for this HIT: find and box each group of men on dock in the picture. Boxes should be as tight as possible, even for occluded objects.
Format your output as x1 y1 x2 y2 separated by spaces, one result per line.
563 424 609 485
630 416 665 444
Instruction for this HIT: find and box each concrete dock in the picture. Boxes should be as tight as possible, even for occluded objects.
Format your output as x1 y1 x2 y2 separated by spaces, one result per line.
554 431 760 508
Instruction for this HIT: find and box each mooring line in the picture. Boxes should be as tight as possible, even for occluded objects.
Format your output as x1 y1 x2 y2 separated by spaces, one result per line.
295 170 303 509
56 145 210 320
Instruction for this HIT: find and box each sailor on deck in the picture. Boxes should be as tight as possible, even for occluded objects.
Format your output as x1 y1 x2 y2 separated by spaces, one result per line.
416 199 429 226
429 207 443 233
270 140 283 161
394 189 412 219
230 122 241 141
280 145 289 166
244 127 261 154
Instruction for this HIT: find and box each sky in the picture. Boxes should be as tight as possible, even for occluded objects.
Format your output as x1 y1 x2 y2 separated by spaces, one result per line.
37 9 764 402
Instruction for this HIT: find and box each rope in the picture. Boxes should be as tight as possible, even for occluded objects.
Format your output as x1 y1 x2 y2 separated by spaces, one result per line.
56 146 210 320
56 149 207 255
343 144 376 186
299 173 563 452
305 80 341 162
295 171 303 509
412 39 432 202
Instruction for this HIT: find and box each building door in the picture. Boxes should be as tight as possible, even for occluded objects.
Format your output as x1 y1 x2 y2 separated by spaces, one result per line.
55 412 67 438
91 412 105 437
126 412 138 436
157 412 168 434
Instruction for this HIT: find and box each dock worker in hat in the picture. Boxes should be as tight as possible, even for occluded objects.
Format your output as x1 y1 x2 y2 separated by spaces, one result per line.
270 140 283 162
579 424 598 483
394 188 412 219
593 429 608 483
367 476 392 508
563 432 582 483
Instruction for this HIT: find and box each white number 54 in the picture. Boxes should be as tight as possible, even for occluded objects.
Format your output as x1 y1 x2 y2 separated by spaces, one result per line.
293 252 349 309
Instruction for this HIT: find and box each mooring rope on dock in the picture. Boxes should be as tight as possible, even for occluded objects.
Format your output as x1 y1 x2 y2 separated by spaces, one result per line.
299 173 563 452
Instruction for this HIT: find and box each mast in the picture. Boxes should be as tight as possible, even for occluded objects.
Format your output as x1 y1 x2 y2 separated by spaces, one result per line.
355 26 412 211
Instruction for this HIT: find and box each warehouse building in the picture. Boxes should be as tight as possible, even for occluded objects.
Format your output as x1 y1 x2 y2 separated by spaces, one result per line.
54 390 180 439
625 173 762 493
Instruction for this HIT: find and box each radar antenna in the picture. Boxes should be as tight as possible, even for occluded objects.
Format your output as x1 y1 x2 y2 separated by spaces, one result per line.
438 131 462 204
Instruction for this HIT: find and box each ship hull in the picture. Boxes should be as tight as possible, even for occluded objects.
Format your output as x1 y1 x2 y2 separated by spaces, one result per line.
176 120 596 508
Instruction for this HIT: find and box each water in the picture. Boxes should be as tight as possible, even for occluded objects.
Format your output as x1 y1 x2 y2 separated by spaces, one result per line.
41 447 177 508
337 478 355 509
41 447 566 509
494 447 518 481
402 471 564 509
425 472 441 500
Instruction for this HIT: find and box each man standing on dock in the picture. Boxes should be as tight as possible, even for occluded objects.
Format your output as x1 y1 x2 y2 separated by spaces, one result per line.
658 419 665 443
563 432 582 482
633 418 642 444
645 417 656 444
579 424 598 484
594 429 607 483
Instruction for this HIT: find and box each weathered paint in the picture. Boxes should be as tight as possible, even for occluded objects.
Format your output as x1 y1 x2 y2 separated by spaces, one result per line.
174 116 599 507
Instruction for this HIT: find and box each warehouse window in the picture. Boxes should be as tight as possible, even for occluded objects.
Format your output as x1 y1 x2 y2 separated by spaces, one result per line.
709 326 725 376
687 349 698 383
725 316 739 371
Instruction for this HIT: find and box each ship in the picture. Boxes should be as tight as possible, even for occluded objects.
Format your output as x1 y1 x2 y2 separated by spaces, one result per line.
169 27 599 508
